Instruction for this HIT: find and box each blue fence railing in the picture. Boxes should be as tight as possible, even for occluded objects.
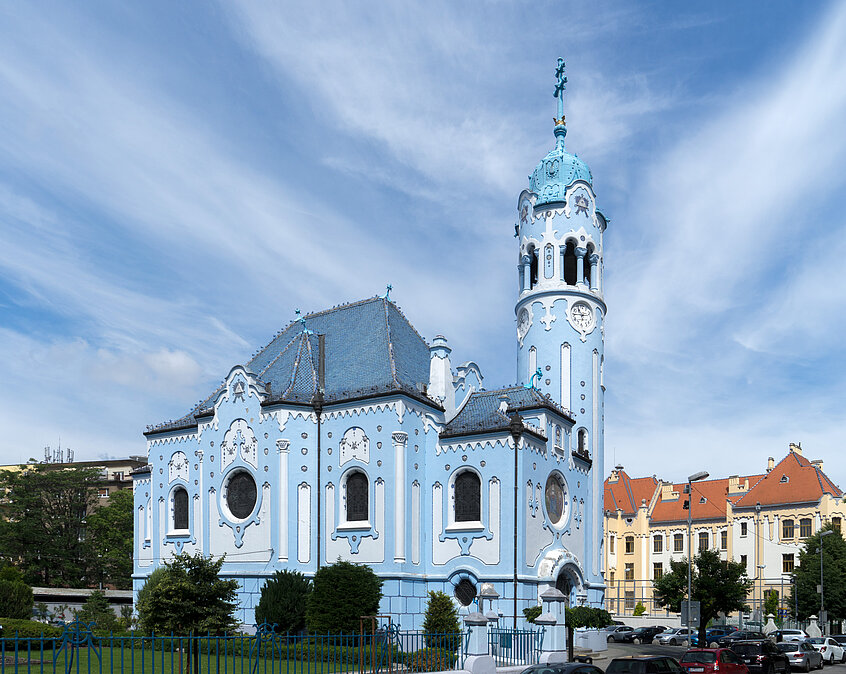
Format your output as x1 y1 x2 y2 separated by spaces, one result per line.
488 628 542 666
0 622 527 674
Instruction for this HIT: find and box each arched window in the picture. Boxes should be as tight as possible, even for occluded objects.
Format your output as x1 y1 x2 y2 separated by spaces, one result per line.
562 241 577 285
455 471 481 522
555 572 573 606
529 246 539 288
584 244 594 287
173 487 189 531
346 471 369 522
454 578 477 606
577 429 588 456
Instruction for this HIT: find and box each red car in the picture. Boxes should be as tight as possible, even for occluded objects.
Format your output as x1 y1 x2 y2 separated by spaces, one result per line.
680 649 749 674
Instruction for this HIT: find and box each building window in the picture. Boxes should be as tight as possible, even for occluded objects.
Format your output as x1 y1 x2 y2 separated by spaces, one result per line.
653 535 663 553
625 535 634 554
577 429 589 456
782 519 794 540
741 522 748 537
454 471 481 522
112 471 124 481
833 517 842 533
624 591 635 610
98 488 110 498
654 562 663 580
625 563 634 580
800 518 812 538
721 530 728 550
783 554 794 573
608 571 615 587
609 535 615 554
563 241 577 285
346 471 369 521
698 532 708 552
173 487 189 531
740 554 747 570
225 471 257 520
674 533 684 552
454 578 477 606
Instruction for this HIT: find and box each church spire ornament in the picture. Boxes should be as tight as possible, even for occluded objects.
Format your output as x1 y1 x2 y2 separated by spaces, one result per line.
553 57 567 128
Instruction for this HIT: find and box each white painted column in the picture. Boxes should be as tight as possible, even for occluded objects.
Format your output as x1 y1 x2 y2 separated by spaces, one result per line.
521 255 531 291
592 349 600 576
392 432 408 563
575 247 587 285
277 440 290 561
589 254 600 291
560 343 570 409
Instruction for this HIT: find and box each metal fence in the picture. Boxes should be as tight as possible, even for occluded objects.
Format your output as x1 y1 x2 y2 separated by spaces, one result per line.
0 622 539 674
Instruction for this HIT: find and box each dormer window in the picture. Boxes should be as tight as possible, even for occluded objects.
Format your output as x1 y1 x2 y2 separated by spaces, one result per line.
780 474 789 483
699 496 706 504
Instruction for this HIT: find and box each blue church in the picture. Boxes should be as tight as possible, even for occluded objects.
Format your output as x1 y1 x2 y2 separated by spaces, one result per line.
133 60 608 629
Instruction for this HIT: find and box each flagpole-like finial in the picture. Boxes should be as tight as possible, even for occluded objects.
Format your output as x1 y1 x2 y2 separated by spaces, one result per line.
384 283 392 301
553 57 567 128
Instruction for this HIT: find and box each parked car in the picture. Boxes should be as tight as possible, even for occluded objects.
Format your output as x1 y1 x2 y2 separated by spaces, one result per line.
830 635 846 646
718 631 766 647
618 626 668 644
776 641 823 672
806 637 846 665
604 625 636 642
770 630 809 644
730 641 791 674
680 648 749 674
519 664 604 674
606 655 685 674
657 628 695 646
691 627 739 648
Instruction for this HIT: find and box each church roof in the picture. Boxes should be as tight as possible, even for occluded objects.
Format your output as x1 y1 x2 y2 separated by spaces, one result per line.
440 386 573 440
529 136 592 207
147 296 435 434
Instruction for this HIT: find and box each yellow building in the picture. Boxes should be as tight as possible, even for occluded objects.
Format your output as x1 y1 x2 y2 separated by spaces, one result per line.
0 456 145 500
603 444 845 619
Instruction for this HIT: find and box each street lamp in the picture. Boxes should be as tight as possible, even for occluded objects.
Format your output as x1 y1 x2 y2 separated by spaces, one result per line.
820 530 834 634
686 470 709 637
757 564 766 625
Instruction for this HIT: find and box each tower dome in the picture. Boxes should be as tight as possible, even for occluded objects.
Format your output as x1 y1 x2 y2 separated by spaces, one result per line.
529 58 592 207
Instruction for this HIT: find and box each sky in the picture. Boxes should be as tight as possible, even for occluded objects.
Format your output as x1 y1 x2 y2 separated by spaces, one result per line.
1 2 845 484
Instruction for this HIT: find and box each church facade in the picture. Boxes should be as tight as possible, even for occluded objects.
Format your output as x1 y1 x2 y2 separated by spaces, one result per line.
133 61 608 629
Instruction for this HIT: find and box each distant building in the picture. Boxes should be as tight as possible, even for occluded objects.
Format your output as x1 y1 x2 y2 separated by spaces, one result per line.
0 456 146 500
134 61 609 628
603 444 844 620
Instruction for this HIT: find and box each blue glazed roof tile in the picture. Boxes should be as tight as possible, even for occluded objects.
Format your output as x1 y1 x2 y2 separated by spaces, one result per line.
147 296 434 434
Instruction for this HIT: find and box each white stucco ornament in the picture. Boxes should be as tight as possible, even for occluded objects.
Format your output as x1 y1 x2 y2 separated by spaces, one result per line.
339 427 370 466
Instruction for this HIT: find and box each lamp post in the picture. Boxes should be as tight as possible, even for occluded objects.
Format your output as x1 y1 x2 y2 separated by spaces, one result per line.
820 530 834 634
757 564 765 625
686 470 709 637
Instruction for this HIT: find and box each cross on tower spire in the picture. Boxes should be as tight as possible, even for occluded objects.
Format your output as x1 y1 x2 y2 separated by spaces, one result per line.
553 57 567 127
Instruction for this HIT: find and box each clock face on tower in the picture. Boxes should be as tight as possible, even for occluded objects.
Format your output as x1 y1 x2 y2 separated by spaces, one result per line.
517 308 530 341
570 302 593 330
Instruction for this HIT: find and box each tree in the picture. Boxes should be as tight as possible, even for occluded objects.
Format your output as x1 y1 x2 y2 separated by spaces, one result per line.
87 490 134 589
254 570 311 633
763 590 780 625
0 578 33 619
653 548 752 647
135 553 239 635
0 465 103 587
422 591 460 649
75 590 119 632
791 524 846 622
305 560 382 634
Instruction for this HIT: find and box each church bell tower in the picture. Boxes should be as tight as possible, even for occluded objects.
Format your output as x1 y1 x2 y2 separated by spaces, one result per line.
515 58 607 464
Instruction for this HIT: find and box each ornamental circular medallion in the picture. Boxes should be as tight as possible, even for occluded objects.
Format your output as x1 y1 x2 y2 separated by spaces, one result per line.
570 302 593 330
225 471 257 520
545 473 569 527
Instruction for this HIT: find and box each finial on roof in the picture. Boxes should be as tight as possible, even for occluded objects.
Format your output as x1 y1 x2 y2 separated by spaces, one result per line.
525 367 543 390
553 57 567 129
295 308 313 335
384 283 392 301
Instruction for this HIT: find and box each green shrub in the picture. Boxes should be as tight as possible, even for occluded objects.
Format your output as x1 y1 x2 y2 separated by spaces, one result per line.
405 648 457 672
305 561 382 634
0 618 62 639
422 591 460 649
75 590 119 632
633 602 646 616
566 606 614 629
523 605 542 624
0 579 34 619
255 570 311 634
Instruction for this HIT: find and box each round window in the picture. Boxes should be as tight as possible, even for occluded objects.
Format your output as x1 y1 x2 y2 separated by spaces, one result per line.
545 473 568 527
454 578 477 607
226 471 257 519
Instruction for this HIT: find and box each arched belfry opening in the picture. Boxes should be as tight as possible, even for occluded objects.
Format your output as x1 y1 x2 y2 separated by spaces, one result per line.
529 245 539 288
584 243 594 287
562 241 577 285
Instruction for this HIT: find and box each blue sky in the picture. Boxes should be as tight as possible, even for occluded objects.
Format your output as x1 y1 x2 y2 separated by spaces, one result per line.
1 2 845 483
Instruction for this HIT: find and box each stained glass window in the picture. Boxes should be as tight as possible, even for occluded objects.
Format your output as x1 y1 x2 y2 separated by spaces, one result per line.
173 487 189 530
454 578 477 606
455 471 481 522
346 472 369 521
545 474 565 525
226 471 257 519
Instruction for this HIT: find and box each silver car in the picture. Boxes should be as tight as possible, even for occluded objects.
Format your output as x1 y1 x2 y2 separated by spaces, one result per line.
604 625 635 642
777 641 823 672
655 627 693 646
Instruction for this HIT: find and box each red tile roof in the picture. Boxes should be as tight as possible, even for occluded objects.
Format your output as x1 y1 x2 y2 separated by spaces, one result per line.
651 477 739 523
733 451 842 509
604 469 658 516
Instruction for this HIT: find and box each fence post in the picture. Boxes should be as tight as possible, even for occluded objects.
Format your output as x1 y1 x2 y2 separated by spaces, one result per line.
464 612 495 674
537 588 567 663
